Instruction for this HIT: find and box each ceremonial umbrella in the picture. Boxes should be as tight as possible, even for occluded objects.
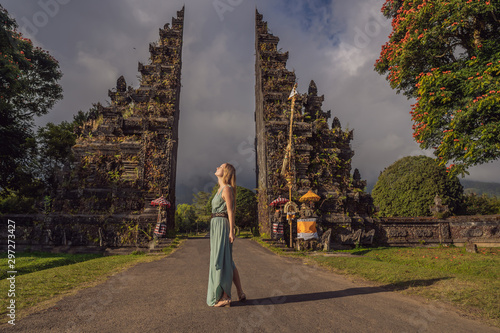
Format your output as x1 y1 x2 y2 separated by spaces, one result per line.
299 190 320 208
270 196 289 215
151 195 171 208
299 190 320 203
151 196 171 237
269 196 289 207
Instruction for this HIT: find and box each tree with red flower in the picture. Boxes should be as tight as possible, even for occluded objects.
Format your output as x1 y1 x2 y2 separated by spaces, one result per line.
375 0 500 177
0 5 63 190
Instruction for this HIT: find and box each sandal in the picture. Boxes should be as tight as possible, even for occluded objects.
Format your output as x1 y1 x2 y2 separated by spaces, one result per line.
238 292 246 302
214 297 231 307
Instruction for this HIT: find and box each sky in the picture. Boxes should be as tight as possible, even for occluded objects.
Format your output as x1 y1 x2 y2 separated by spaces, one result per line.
2 0 499 204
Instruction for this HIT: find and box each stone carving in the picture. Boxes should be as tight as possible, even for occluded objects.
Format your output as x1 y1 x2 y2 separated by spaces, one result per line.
415 229 433 238
339 228 375 244
299 202 314 218
388 228 408 238
439 223 451 240
321 228 332 251
465 240 478 253
467 228 483 237
296 239 319 251
430 195 449 217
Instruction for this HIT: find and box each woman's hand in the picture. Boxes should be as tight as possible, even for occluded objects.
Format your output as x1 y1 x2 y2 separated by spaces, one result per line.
229 230 235 243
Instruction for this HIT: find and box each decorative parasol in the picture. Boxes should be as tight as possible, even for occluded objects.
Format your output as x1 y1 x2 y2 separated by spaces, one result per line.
269 196 289 207
151 195 171 208
299 190 321 203
151 195 170 238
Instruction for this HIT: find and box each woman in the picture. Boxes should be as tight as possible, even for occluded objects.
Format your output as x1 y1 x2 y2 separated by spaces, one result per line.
206 162 246 307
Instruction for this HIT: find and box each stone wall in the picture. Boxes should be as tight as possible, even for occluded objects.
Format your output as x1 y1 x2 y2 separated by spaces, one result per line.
326 215 500 247
3 214 497 252
1 213 154 251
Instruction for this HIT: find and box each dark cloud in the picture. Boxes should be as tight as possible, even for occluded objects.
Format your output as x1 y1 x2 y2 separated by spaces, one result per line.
2 0 498 204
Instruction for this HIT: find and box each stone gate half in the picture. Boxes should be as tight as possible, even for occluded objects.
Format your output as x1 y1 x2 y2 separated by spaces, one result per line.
254 10 375 236
51 7 184 244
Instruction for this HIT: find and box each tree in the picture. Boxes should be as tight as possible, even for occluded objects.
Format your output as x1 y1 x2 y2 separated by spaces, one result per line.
374 0 500 177
372 155 464 217
0 111 86 214
175 204 197 233
206 185 258 231
234 187 258 231
192 191 211 231
464 193 500 215
0 5 63 190
36 121 77 192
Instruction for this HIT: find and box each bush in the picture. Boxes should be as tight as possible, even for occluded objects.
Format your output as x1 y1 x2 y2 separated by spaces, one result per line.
464 193 500 215
0 192 37 214
372 155 464 217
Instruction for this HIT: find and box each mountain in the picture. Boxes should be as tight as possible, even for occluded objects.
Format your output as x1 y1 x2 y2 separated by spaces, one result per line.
460 179 500 197
366 180 500 197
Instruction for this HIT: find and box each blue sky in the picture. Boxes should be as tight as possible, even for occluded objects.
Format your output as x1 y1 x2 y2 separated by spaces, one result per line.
2 0 499 204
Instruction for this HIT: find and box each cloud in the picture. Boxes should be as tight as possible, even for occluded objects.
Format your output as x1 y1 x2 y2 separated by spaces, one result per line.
75 49 119 87
1 0 498 204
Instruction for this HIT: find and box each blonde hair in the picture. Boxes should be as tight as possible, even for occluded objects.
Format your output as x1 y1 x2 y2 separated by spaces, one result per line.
222 163 237 208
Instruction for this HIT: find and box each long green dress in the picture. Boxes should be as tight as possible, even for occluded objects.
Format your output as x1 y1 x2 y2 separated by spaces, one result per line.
206 184 236 306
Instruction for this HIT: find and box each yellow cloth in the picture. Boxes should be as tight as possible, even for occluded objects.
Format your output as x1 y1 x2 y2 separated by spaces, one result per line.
297 220 317 234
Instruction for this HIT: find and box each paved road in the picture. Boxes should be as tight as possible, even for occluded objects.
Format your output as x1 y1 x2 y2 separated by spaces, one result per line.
2 238 499 333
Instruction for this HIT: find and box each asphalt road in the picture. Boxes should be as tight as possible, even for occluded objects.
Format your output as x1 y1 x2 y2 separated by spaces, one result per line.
2 237 499 333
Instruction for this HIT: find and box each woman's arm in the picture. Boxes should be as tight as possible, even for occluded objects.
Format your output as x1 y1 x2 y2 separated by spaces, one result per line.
222 186 235 243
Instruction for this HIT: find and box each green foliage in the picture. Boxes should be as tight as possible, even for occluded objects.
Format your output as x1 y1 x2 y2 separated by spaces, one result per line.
0 104 102 213
36 120 77 191
0 5 63 190
375 0 500 177
234 186 258 230
175 203 197 233
0 191 37 213
206 185 258 230
372 155 464 216
37 121 76 164
192 191 211 231
464 193 500 215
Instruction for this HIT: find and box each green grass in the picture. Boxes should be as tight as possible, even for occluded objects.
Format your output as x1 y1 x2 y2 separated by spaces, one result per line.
255 238 500 327
238 230 254 238
0 238 184 324
252 237 306 257
0 251 101 279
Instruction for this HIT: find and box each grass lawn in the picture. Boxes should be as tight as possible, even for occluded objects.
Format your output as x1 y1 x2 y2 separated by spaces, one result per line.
0 238 183 324
255 238 500 328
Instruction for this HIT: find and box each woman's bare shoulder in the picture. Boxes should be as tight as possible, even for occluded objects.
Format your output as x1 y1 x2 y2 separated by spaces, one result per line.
222 185 233 198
